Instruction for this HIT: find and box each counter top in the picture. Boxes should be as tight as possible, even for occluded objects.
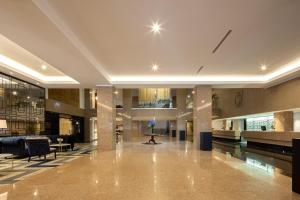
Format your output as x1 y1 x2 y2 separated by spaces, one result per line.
212 130 241 140
241 131 300 147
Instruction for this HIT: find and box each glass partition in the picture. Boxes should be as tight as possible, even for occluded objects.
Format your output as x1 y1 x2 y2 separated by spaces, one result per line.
0 72 45 136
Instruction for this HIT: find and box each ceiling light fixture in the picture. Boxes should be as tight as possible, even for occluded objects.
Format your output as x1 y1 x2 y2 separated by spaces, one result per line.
152 64 159 72
41 65 47 70
151 21 162 34
260 65 267 71
114 90 119 95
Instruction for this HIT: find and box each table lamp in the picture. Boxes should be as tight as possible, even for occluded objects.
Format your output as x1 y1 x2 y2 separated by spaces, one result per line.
0 120 7 129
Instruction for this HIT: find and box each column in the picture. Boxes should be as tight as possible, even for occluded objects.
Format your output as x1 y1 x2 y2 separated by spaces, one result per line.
97 86 116 150
274 111 293 131
193 86 212 148
176 89 188 140
122 89 132 141
79 88 85 109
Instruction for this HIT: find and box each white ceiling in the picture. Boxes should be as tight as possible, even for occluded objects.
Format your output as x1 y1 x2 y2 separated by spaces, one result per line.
0 0 300 88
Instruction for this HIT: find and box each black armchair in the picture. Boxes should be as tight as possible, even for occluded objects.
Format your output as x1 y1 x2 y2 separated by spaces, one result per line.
26 139 56 162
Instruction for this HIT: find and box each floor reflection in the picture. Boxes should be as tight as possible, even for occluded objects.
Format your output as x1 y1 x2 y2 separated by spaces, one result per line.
213 140 292 177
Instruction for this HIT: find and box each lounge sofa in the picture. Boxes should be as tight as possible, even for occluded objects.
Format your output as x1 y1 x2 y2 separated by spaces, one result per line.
0 136 27 156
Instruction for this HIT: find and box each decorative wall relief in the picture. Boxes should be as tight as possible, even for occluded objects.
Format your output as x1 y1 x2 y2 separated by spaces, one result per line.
212 93 222 118
234 90 244 107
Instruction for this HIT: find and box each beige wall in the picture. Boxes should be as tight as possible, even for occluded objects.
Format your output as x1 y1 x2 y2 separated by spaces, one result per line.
213 77 300 118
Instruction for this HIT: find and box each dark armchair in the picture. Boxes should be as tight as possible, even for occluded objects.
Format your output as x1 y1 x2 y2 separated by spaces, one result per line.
25 139 56 162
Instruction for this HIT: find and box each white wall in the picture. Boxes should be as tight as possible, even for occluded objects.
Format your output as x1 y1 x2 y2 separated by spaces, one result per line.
212 120 224 130
294 112 300 131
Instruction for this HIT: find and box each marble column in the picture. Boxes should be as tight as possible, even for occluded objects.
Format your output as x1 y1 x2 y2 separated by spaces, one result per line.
274 111 293 131
97 86 116 151
176 89 188 140
193 86 212 148
122 89 133 141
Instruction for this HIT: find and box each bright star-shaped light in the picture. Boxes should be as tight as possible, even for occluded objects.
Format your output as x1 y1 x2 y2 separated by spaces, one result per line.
152 64 159 72
151 21 162 34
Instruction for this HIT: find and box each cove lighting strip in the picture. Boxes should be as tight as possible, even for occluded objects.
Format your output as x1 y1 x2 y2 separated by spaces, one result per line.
109 58 300 85
0 54 79 84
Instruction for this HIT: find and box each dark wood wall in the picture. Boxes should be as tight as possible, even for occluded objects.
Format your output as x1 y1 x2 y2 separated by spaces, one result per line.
48 89 79 108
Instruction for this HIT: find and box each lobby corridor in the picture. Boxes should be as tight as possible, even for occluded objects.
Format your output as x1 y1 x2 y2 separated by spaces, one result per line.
0 139 299 200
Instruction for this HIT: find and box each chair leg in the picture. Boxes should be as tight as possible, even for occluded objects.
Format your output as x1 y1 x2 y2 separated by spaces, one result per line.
54 151 56 159
44 155 46 160
28 156 31 162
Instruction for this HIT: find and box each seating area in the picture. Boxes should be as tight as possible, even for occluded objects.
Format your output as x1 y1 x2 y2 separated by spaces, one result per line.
0 135 76 162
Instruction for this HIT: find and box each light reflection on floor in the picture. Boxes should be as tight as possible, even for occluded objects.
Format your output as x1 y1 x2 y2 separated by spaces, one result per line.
213 140 292 177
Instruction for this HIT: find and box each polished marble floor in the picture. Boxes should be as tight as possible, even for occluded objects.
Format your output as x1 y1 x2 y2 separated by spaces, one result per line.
0 137 299 200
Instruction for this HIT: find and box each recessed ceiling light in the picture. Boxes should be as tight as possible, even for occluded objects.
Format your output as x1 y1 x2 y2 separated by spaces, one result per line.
27 96 30 99
152 64 159 72
151 21 162 34
201 100 205 103
260 65 267 71
41 65 47 70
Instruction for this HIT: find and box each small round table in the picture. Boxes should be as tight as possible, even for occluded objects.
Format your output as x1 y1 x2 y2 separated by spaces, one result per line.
145 134 160 144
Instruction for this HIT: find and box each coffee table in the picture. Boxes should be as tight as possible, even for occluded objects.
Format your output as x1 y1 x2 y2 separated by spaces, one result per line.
50 143 71 152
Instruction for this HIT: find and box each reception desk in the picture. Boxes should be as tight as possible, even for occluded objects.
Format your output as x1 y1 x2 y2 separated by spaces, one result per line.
241 131 300 147
212 130 241 141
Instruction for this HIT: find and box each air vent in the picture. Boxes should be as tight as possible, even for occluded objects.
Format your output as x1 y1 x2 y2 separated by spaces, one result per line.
212 29 232 54
196 66 204 74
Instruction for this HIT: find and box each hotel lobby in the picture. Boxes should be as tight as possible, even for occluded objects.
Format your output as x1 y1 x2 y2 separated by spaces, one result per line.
0 0 300 199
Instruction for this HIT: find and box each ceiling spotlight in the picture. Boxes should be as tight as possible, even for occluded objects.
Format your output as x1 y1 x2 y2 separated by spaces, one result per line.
151 21 162 34
187 95 191 99
41 65 47 70
201 100 205 103
114 90 119 95
27 96 30 99
260 65 267 71
152 64 159 72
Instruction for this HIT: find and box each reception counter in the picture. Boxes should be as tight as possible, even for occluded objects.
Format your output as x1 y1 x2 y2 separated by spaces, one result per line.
212 130 241 141
241 131 300 147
